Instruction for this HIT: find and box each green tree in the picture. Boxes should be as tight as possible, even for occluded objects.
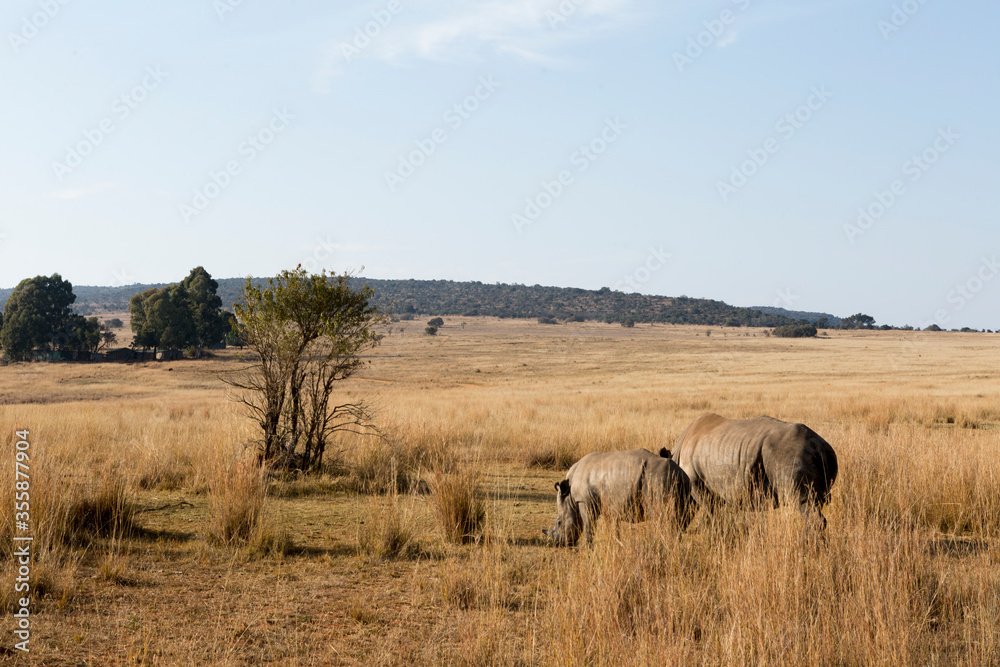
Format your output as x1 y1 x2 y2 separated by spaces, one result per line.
155 284 197 351
841 313 875 330
66 316 101 354
224 268 386 467
129 288 161 351
222 310 245 348
128 285 197 352
0 274 76 361
180 266 226 356
773 323 818 338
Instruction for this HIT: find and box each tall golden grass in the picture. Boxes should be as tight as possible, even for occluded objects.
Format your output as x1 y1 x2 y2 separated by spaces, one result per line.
0 322 997 663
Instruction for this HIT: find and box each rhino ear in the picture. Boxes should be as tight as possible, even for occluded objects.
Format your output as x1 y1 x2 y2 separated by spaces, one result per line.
659 447 672 459
557 479 571 498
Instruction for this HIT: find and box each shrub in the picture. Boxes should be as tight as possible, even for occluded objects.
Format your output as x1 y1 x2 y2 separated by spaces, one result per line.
346 443 418 495
358 491 417 559
427 317 444 327
429 466 487 544
772 324 817 338
206 457 289 554
537 317 558 325
425 326 438 336
0 462 137 551
522 441 578 470
622 319 635 328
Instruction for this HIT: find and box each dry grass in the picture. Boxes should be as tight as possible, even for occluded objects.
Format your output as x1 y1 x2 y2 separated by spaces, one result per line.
358 489 419 559
428 465 487 544
206 455 291 556
0 320 998 664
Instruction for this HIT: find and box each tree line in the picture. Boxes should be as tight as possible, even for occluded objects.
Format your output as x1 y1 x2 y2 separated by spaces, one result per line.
0 267 243 362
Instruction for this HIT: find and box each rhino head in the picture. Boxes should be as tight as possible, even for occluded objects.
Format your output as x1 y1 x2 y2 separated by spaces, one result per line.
543 479 583 547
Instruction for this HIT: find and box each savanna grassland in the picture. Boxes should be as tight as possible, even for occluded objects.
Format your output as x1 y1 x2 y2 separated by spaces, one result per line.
1 318 1000 665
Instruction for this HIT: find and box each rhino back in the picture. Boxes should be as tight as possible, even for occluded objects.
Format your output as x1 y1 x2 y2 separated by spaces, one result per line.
674 414 832 504
644 457 692 510
762 425 838 504
567 449 652 515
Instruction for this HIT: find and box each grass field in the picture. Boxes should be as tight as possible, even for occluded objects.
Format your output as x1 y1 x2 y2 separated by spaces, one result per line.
1 318 999 665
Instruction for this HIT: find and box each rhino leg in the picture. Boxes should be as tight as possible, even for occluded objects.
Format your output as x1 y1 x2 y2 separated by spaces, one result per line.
689 477 720 513
580 504 596 546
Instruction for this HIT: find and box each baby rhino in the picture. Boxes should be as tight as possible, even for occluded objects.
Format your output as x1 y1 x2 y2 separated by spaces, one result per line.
544 448 692 547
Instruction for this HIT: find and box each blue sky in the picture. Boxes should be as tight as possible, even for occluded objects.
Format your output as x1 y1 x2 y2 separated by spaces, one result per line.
2 0 997 329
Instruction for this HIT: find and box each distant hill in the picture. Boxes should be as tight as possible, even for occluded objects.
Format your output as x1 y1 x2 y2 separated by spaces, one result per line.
752 306 842 327
1 277 804 328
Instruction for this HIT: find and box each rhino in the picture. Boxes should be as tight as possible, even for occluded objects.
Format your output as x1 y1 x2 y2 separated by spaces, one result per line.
672 414 838 526
544 448 692 547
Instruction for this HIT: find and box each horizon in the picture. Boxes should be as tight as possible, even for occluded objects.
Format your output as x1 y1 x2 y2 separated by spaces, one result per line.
3 1 997 330
0 270 902 327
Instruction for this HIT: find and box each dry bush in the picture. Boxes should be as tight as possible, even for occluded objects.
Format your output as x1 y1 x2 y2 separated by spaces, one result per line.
339 424 457 495
206 456 290 555
0 553 80 614
358 489 418 559
0 459 136 554
345 441 422 494
429 465 487 544
266 473 341 498
135 444 192 491
520 437 579 470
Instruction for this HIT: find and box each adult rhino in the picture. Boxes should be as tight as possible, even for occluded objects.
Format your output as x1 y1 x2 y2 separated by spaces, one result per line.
544 448 692 547
672 414 838 526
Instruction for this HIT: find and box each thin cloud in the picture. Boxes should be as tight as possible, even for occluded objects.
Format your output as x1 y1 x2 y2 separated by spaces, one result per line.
312 0 641 92
716 31 739 48
45 183 116 200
